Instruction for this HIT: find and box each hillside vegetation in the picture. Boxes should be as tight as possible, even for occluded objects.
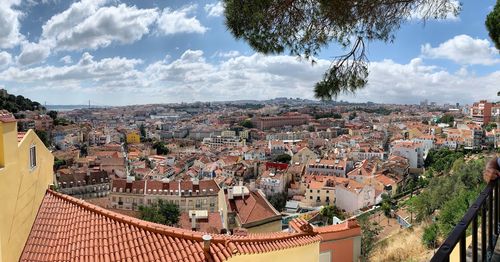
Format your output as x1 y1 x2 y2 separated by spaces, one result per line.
0 89 45 113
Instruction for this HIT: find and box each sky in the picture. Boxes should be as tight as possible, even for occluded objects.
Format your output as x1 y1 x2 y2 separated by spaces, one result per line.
0 0 498 106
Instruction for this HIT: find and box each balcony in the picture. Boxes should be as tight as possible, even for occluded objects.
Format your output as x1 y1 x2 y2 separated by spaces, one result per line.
432 179 500 261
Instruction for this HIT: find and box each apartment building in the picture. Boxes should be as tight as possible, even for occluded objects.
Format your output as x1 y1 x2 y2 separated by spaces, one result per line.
203 135 246 147
389 140 424 169
471 100 493 126
306 158 348 177
252 113 310 129
109 179 223 212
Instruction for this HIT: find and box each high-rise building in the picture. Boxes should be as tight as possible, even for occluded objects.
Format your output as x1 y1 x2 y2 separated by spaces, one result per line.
471 100 493 125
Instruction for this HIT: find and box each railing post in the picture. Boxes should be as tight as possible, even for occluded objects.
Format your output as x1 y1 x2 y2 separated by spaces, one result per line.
490 190 494 255
496 180 499 236
483 203 487 261
473 214 478 262
460 232 466 262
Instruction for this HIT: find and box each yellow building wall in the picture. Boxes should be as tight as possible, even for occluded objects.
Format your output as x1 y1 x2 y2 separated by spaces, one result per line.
227 242 319 262
246 220 282 233
0 123 54 262
127 132 140 144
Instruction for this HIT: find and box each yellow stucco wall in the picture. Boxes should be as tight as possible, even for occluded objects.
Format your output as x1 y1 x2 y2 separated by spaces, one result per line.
227 242 319 262
0 122 54 262
246 219 282 233
127 132 141 144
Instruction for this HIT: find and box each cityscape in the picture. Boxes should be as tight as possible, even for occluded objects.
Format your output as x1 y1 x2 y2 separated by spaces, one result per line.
0 1 499 262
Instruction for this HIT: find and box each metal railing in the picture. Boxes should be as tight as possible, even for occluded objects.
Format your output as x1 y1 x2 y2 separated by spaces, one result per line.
431 179 499 262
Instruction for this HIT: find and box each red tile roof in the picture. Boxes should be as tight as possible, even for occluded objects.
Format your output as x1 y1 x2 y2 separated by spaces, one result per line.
21 190 321 262
226 190 281 227
17 132 26 142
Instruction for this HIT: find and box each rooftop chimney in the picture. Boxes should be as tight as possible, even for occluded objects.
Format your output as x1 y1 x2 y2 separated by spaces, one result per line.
202 234 212 258
191 213 197 231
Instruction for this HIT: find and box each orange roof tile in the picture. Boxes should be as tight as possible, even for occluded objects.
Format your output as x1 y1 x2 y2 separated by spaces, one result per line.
21 190 321 262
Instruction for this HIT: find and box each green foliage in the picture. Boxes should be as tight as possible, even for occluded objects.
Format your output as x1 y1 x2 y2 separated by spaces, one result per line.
486 0 500 50
53 158 66 170
0 91 45 113
422 223 439 248
223 0 459 100
54 117 72 126
437 114 454 125
139 124 146 138
47 110 58 120
407 158 485 238
359 107 392 115
349 111 357 120
138 199 180 226
267 192 287 212
424 148 464 173
79 144 88 157
486 122 497 132
35 130 50 147
153 141 169 155
273 153 291 163
240 119 254 128
320 205 345 224
314 112 342 119
358 214 382 260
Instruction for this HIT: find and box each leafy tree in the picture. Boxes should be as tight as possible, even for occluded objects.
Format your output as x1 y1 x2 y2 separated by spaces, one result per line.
35 130 50 147
422 223 439 248
437 114 454 125
240 119 254 128
320 205 345 224
138 199 180 226
486 122 497 132
47 110 58 120
380 194 392 224
223 0 459 99
53 158 66 170
486 0 500 50
153 141 169 155
358 214 382 261
349 112 357 120
139 124 146 138
79 144 88 157
267 192 287 211
273 153 291 163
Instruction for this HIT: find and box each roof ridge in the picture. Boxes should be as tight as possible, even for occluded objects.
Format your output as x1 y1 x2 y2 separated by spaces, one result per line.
46 189 317 244
46 189 206 242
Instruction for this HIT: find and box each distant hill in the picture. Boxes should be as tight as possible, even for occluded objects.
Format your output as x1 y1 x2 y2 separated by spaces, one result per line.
0 89 45 113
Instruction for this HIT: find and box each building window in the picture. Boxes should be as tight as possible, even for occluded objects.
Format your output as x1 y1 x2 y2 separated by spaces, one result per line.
29 145 37 169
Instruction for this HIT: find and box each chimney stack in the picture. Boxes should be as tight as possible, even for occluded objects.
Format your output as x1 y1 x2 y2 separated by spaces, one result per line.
202 234 212 259
191 213 197 231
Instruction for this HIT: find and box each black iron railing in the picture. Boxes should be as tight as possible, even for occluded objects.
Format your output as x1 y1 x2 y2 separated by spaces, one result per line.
431 179 499 262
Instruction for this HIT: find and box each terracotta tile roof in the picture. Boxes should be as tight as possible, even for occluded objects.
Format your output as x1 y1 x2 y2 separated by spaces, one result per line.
226 190 281 226
17 132 26 142
22 190 321 262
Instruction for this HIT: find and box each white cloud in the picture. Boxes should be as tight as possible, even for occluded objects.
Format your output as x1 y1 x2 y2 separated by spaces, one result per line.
204 2 224 17
157 5 208 35
0 0 24 48
17 41 51 65
215 50 241 58
0 52 13 68
1 52 143 88
421 34 499 65
3 49 499 105
346 58 499 104
60 55 73 64
41 2 158 51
